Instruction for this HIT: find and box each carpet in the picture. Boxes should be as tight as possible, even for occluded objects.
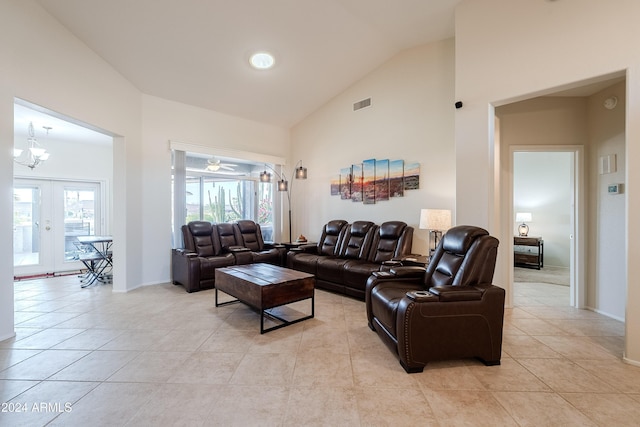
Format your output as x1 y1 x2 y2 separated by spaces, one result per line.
514 266 570 286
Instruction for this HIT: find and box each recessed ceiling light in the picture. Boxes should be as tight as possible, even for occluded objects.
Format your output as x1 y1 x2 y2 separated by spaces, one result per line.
249 52 275 70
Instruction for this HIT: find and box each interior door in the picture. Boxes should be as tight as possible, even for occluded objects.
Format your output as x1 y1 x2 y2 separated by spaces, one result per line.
13 181 51 276
13 179 102 277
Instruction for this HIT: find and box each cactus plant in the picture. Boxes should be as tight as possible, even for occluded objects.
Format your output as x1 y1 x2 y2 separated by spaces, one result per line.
229 182 245 219
207 185 226 222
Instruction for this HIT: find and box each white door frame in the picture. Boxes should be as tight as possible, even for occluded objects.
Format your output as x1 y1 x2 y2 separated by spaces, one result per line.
13 178 104 276
506 145 586 308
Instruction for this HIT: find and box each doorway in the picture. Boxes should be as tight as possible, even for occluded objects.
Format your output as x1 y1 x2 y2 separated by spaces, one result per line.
13 99 113 280
13 179 104 277
512 150 578 306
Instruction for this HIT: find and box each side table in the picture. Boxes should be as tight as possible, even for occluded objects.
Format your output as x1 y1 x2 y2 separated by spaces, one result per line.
281 241 316 250
514 236 544 269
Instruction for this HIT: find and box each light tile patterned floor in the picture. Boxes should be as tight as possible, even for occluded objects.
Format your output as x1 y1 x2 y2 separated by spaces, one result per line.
1 274 638 426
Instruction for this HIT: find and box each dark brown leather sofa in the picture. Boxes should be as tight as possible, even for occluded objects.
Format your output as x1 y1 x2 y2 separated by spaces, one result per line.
172 220 284 292
287 220 414 300
365 225 504 373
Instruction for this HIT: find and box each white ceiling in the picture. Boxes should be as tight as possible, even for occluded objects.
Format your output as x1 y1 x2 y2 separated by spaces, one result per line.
36 0 463 128
14 101 113 146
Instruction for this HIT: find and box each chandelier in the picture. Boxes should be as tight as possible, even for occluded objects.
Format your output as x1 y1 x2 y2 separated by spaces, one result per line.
14 121 51 170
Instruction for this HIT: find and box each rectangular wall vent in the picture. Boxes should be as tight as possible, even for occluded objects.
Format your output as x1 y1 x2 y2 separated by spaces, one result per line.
353 98 371 111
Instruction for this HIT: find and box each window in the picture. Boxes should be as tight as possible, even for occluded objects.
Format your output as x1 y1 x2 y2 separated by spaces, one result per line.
172 150 276 246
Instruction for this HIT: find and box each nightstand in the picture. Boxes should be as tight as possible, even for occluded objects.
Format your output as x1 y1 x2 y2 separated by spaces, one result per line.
514 236 543 269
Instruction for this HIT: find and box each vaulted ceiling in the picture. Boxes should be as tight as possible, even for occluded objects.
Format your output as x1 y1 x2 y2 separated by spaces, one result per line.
37 0 462 128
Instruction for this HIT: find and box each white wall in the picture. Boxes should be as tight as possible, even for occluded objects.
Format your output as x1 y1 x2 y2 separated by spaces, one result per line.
588 83 627 320
291 40 455 256
513 152 572 268
13 138 113 185
0 1 292 343
0 0 142 339
455 0 640 362
140 95 289 285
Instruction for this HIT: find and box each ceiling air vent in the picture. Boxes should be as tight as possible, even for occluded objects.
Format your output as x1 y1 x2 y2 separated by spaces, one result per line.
353 98 371 111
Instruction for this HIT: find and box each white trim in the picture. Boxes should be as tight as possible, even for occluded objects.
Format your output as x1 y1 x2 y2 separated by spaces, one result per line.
590 308 625 323
169 140 286 166
623 356 640 368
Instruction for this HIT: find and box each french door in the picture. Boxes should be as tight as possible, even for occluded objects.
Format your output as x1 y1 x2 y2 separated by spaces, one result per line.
13 179 103 276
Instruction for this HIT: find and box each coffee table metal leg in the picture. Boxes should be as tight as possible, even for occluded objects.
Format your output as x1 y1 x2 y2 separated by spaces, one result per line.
260 293 315 334
215 288 240 307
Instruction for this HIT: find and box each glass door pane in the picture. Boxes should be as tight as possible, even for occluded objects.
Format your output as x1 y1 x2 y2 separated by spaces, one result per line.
13 185 42 267
14 179 103 276
62 187 96 261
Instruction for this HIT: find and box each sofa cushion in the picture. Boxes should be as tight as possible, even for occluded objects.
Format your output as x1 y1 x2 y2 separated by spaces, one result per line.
319 220 348 256
342 260 383 290
236 220 263 251
340 221 376 259
442 226 489 255
199 254 235 279
369 221 412 263
288 253 321 275
316 257 349 283
370 282 422 336
216 223 239 251
187 221 216 257
251 248 281 264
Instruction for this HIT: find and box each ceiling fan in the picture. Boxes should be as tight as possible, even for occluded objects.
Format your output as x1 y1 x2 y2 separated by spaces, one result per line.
206 157 237 172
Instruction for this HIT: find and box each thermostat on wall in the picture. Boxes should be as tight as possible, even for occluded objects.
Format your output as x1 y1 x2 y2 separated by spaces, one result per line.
608 183 623 194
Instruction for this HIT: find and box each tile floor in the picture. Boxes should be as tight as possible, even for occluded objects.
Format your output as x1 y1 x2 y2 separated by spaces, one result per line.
1 275 639 426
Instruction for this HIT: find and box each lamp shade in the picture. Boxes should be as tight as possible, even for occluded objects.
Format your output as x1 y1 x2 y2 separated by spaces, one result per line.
419 209 452 231
260 170 272 182
515 212 532 223
295 166 307 179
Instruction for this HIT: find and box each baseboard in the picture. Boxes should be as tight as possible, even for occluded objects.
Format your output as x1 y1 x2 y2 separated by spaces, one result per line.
0 331 16 342
586 306 625 323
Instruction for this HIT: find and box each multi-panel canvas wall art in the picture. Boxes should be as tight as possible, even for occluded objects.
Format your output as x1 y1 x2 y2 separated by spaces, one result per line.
332 158 420 204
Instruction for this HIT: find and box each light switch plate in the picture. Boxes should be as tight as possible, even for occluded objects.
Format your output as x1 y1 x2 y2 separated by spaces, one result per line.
608 183 622 194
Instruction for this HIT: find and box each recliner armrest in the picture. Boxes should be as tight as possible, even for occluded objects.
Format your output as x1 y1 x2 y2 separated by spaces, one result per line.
228 246 250 252
388 266 427 278
295 244 319 253
173 248 198 257
230 248 253 264
428 285 483 302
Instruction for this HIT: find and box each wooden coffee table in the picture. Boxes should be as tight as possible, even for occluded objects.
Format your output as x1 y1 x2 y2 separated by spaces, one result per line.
214 263 315 333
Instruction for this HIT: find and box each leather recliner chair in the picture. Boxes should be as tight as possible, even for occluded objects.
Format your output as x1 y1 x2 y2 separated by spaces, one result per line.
172 221 236 292
234 219 285 265
365 225 504 373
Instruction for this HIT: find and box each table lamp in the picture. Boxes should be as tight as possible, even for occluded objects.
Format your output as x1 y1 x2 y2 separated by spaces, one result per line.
516 212 532 236
419 209 452 257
